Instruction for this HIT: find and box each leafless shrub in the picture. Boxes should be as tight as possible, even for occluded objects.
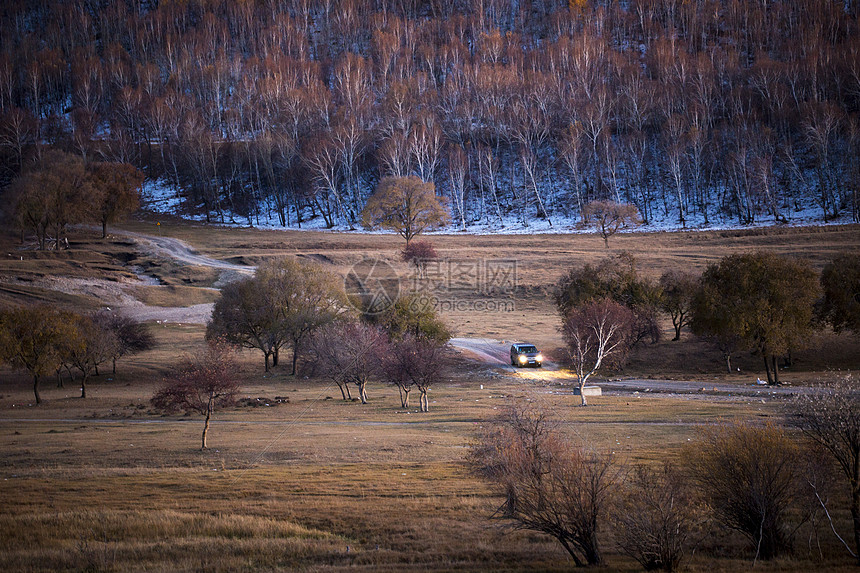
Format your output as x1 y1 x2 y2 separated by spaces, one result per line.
472 404 619 566
613 462 700 571
788 375 860 562
682 422 807 561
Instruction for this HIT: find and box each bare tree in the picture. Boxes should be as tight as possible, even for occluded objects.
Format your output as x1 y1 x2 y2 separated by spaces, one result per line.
60 313 119 399
309 321 384 404
151 340 240 450
382 333 448 412
561 298 634 406
789 376 860 562
92 311 155 374
581 200 642 248
446 143 469 230
472 404 618 566
560 122 588 220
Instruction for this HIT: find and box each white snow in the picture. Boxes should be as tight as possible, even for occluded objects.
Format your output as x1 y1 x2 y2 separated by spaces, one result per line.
139 178 856 237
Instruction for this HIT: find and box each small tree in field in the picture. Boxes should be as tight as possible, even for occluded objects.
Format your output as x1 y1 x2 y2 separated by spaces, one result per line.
60 313 119 398
207 275 284 372
208 258 349 374
581 200 642 247
381 333 449 412
789 376 860 562
691 252 819 385
151 340 240 449
555 253 662 347
365 292 452 343
361 175 450 244
87 161 144 238
659 270 698 341
309 321 385 404
683 422 806 561
401 239 438 279
561 298 634 406
472 405 618 567
92 311 155 374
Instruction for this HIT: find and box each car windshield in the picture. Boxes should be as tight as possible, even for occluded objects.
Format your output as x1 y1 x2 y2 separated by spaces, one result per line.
517 345 538 353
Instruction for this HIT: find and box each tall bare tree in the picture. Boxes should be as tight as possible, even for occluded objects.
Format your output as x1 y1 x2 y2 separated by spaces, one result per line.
561 298 634 406
789 377 860 562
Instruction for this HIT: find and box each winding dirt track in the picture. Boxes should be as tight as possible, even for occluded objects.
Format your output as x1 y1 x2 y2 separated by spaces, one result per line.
108 230 253 324
120 230 255 273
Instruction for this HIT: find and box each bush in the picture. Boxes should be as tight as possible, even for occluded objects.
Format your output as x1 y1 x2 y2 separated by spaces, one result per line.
682 422 806 560
472 405 619 566
613 462 699 571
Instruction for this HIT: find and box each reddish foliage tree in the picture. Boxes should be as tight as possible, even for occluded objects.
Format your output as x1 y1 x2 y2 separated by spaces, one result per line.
151 340 240 449
380 333 448 412
401 239 438 279
309 321 386 404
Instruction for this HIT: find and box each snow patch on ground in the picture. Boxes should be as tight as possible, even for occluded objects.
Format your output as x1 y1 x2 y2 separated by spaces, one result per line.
139 178 856 236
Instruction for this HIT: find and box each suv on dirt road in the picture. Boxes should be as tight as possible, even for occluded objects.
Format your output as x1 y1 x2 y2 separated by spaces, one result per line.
510 343 542 368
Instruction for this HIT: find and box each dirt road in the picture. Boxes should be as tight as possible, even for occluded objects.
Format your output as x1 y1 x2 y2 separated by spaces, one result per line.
120 230 255 274
449 336 805 397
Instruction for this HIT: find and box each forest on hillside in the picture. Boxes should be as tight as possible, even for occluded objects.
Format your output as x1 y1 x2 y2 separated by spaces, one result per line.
1 0 859 230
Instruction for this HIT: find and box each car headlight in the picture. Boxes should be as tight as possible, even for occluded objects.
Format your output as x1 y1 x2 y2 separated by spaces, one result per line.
519 355 527 363
536 354 543 362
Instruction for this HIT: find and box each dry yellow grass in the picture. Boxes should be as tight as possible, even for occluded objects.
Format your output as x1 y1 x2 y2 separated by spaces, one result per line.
1 221 859 571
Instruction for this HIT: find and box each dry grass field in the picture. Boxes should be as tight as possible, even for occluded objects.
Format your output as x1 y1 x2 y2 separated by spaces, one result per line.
1 218 859 572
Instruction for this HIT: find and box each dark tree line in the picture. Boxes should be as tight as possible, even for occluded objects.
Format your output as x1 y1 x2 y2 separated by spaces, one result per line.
555 251 859 391
0 305 154 403
2 0 859 228
8 149 143 249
